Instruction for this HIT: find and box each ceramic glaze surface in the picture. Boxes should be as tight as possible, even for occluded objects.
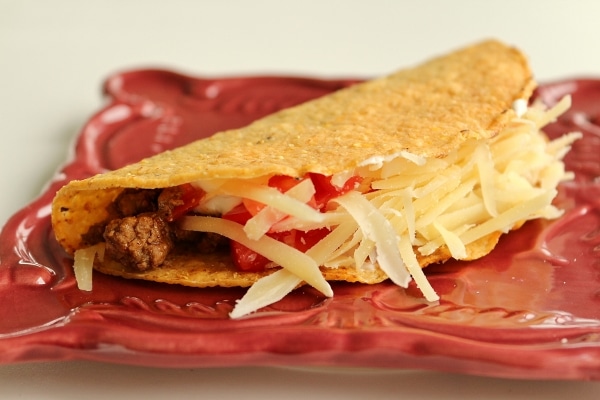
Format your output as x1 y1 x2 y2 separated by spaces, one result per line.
1 70 599 380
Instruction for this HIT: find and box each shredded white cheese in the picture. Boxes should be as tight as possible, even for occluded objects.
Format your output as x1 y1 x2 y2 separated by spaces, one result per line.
397 233 439 302
219 180 324 223
216 96 577 317
333 191 411 288
512 98 528 118
180 216 333 298
73 243 105 291
229 269 302 319
243 178 316 240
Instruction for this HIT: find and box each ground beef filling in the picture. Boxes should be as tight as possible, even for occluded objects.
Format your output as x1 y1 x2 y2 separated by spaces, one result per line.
104 213 173 272
92 187 225 272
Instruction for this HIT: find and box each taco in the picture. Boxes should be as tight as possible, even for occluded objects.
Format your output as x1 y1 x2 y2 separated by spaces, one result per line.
51 40 579 317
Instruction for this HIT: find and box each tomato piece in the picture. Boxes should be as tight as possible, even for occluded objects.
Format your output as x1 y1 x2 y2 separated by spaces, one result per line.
166 184 204 221
309 173 362 210
240 198 262 217
222 204 268 271
228 230 287 272
290 228 330 252
230 241 271 272
268 175 302 192
223 173 360 272
341 175 363 192
222 203 253 225
229 228 330 272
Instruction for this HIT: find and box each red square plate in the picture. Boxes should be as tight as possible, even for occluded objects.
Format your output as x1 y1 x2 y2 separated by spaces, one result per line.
1 70 600 380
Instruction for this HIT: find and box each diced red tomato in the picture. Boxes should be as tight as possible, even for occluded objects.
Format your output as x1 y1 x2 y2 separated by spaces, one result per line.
268 175 302 192
230 241 271 272
241 198 264 217
229 228 330 272
223 203 254 225
308 173 362 210
223 173 362 272
167 184 204 221
223 203 270 271
287 228 330 252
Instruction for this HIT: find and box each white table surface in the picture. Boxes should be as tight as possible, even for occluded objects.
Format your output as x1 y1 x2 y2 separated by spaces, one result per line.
2 0 600 398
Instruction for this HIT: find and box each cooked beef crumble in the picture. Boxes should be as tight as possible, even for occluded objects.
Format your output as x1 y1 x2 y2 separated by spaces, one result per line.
104 213 173 272
115 188 160 217
81 189 162 248
157 186 186 220
88 186 227 272
80 222 107 248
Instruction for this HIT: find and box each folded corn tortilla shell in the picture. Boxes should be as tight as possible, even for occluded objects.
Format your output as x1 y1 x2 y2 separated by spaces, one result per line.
88 233 501 288
52 39 535 288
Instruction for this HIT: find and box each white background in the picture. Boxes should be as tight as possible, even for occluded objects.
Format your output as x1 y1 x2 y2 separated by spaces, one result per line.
1 0 600 398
